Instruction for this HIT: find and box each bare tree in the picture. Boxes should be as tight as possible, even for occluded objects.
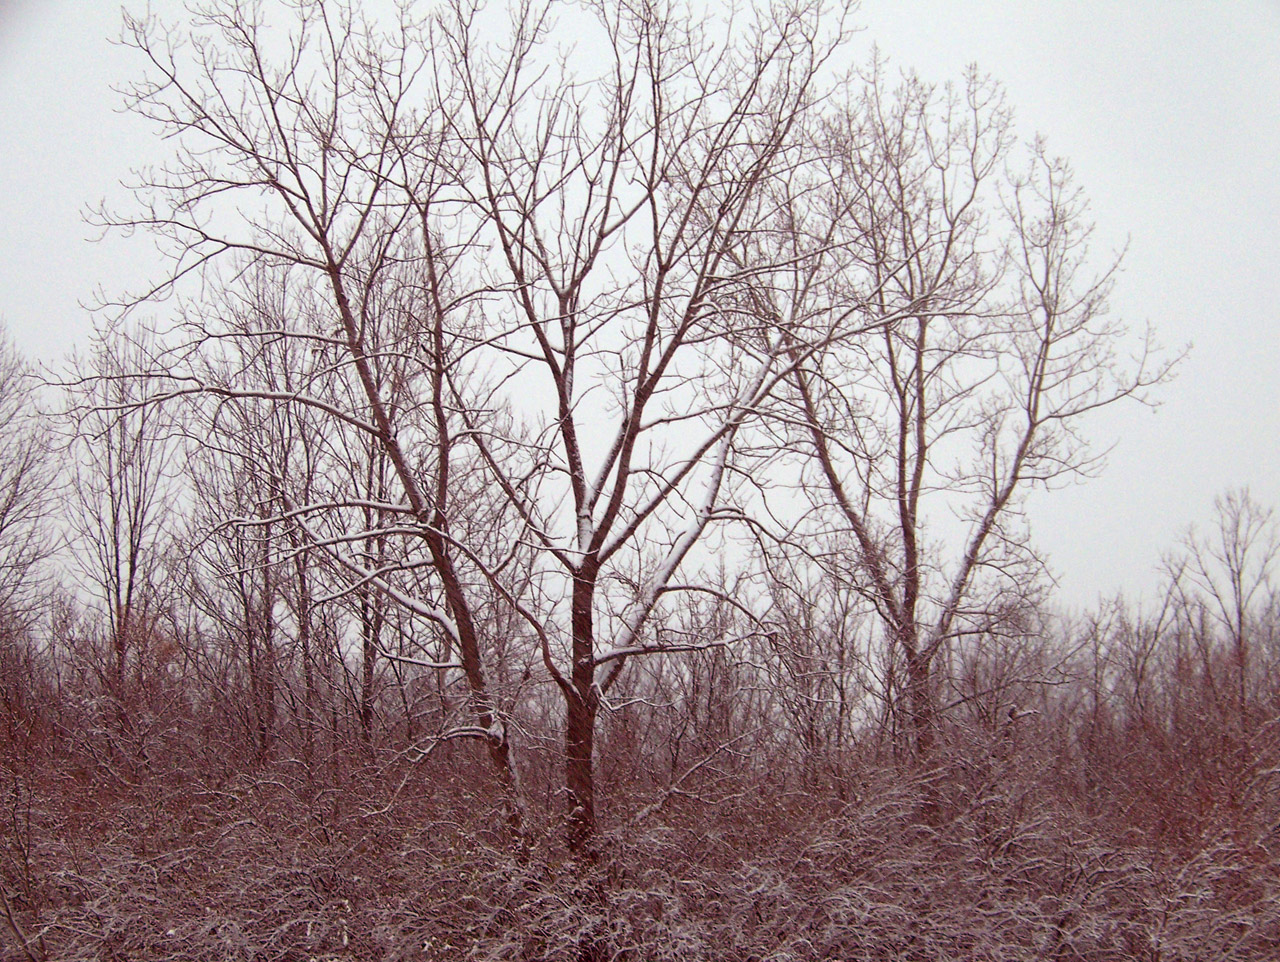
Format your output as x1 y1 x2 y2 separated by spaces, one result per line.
436 0 846 849
0 329 57 769
96 0 849 850
0 329 53 627
183 426 284 761
752 544 875 785
97 0 533 827
1167 489 1278 730
753 63 1174 756
62 326 183 712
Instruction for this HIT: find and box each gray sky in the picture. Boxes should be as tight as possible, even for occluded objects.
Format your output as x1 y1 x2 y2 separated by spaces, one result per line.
1 0 1277 609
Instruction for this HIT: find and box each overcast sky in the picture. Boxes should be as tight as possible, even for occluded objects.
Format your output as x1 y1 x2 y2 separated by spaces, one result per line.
1 0 1277 609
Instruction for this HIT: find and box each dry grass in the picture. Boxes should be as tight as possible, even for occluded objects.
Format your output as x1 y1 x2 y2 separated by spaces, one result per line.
4 742 1279 962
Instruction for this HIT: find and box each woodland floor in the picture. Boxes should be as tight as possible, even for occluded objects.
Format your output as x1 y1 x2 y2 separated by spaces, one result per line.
4 740 1279 962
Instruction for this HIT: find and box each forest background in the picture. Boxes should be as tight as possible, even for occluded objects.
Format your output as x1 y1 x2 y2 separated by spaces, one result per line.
1 2 1278 960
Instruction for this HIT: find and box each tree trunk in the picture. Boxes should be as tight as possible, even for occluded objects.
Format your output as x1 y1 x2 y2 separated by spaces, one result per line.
112 606 128 704
294 551 316 764
566 569 599 854
252 521 276 761
905 649 935 759
359 589 380 744
565 689 598 854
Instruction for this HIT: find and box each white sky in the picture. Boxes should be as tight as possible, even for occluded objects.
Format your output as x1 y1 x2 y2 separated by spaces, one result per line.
1 0 1277 609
